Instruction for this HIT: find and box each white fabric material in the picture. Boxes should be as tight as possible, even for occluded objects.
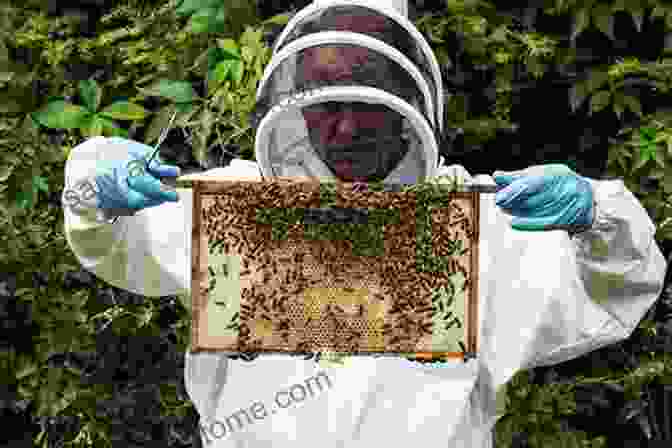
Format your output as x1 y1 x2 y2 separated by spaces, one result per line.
61 136 666 447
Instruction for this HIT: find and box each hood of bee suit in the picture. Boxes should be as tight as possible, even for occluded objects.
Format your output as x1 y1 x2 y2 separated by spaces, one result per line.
250 0 445 185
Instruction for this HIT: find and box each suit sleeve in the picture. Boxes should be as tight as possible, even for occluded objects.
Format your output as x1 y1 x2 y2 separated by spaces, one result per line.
478 177 667 428
61 137 134 291
61 136 194 303
526 177 667 368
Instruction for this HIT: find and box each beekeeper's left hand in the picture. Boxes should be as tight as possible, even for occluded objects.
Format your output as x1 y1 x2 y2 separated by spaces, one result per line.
493 164 595 232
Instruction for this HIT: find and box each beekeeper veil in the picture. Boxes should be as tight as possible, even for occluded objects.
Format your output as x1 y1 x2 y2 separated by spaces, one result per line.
250 0 445 184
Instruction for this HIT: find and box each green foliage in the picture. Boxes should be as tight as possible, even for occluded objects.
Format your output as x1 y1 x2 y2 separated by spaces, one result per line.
494 369 592 448
416 1 557 143
14 175 49 210
137 79 198 105
3 0 274 208
31 79 151 139
605 111 672 242
175 0 258 37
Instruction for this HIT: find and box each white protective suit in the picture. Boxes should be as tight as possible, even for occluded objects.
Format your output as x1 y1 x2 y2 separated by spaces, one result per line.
60 0 667 446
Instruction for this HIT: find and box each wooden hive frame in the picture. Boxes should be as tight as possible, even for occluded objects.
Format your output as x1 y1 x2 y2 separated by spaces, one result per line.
183 176 483 362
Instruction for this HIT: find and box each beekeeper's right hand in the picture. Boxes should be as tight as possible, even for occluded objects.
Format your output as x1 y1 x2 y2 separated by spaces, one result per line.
94 137 181 217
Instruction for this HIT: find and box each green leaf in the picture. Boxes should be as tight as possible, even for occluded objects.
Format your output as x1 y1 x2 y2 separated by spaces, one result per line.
33 176 49 194
73 112 94 136
98 101 147 121
213 60 237 84
82 115 105 137
262 13 292 26
214 5 227 28
590 90 612 114
241 46 256 64
175 102 194 114
207 47 224 71
571 9 590 41
189 7 220 33
31 101 92 130
240 26 263 50
175 0 222 17
78 79 101 112
99 116 128 138
206 69 220 96
592 3 614 40
137 79 197 104
640 126 657 141
217 38 240 60
622 95 642 117
15 186 35 209
230 60 244 84
634 143 656 171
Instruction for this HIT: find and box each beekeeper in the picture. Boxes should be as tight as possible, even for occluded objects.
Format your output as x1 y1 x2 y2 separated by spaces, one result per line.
61 0 667 446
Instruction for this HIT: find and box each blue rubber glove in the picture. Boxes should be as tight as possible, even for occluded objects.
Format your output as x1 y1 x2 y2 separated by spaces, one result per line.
94 137 181 217
493 164 594 232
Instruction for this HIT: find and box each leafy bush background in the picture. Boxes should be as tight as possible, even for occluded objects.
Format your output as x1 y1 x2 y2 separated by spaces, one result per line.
0 0 671 447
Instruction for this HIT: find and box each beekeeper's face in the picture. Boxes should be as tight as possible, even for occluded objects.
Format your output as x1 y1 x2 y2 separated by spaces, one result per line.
299 45 406 182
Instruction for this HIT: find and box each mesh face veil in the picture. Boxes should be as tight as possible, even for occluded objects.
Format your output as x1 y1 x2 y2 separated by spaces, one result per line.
251 0 443 184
